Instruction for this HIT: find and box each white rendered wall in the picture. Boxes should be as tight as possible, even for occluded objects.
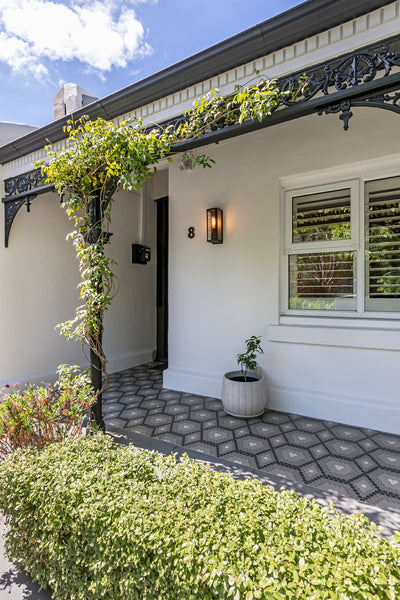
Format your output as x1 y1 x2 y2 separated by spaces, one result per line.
164 107 400 434
0 173 164 387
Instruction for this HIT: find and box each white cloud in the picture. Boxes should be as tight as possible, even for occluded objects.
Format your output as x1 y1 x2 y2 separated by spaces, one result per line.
0 0 152 79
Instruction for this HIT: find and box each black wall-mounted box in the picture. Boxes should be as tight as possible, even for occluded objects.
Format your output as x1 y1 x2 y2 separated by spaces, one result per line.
132 244 151 264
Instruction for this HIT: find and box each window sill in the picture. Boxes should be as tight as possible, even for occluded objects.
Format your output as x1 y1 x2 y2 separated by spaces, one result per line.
268 319 400 350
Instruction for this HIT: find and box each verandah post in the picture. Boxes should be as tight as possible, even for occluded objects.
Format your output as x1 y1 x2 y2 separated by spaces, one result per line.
89 191 105 431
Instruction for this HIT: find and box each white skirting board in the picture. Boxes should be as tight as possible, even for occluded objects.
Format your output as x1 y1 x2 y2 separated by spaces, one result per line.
163 368 400 435
163 368 223 399
0 350 154 390
107 351 154 375
267 383 400 435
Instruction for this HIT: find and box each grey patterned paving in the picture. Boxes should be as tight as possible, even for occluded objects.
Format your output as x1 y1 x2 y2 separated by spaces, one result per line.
103 363 400 512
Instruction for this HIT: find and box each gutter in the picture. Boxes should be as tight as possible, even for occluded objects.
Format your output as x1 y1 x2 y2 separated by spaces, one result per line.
0 0 395 164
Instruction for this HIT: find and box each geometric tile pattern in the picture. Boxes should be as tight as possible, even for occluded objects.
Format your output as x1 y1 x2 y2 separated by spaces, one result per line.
103 363 400 512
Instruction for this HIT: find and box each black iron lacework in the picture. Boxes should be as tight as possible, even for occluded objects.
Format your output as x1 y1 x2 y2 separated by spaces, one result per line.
3 168 42 196
4 36 400 246
2 168 53 247
103 363 400 510
2 168 118 247
151 34 400 135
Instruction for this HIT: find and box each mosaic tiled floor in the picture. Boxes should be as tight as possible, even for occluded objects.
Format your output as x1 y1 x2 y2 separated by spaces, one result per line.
103 363 400 512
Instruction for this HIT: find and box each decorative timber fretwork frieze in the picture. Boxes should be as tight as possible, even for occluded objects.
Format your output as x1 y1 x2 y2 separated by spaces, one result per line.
2 168 54 247
3 35 400 246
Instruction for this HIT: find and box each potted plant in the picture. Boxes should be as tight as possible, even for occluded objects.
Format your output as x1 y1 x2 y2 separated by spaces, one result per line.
221 336 266 418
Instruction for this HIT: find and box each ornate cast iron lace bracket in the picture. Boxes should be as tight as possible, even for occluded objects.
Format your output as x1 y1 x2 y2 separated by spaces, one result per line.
317 100 354 131
2 167 115 248
318 91 400 130
154 35 400 137
86 178 118 244
2 168 54 247
277 36 400 130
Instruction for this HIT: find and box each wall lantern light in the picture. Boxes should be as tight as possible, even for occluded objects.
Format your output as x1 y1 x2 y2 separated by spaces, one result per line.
207 208 223 244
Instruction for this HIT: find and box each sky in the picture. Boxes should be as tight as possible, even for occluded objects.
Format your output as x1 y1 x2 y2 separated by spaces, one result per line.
0 0 302 128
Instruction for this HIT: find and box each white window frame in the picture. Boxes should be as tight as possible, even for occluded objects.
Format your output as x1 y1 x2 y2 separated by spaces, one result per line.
281 173 400 320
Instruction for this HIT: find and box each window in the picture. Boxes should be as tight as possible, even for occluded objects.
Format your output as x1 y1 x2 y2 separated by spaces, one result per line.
283 176 400 315
365 178 400 312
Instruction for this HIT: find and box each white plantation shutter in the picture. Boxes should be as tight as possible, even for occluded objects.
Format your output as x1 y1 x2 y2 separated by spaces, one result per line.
288 187 356 311
289 251 356 310
365 177 400 312
292 189 351 243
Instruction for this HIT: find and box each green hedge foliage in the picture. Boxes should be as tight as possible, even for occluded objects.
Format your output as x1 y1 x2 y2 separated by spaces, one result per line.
0 434 399 600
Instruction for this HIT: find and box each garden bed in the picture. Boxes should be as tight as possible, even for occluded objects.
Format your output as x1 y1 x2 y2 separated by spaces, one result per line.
0 434 399 599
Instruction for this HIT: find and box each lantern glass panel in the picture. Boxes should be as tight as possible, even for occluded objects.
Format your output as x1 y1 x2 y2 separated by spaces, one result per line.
207 208 223 244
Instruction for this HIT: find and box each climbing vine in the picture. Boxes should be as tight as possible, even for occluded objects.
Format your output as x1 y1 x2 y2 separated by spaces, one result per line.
38 75 287 398
39 117 177 380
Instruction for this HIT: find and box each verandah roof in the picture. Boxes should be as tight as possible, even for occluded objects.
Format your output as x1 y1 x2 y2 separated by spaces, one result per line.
0 0 394 165
3 30 400 247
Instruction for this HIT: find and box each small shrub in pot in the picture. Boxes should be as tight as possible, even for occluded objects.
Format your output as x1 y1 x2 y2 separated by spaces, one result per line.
236 335 264 381
222 336 267 418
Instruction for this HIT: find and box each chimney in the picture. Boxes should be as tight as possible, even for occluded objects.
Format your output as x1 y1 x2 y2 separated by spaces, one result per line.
53 83 98 120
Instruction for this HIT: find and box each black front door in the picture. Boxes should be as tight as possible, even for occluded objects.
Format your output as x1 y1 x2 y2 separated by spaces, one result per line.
156 196 168 363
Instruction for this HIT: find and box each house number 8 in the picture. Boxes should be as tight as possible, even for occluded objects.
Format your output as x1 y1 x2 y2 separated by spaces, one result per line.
188 227 195 239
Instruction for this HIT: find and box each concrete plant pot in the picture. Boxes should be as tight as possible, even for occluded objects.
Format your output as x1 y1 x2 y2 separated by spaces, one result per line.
221 370 267 418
